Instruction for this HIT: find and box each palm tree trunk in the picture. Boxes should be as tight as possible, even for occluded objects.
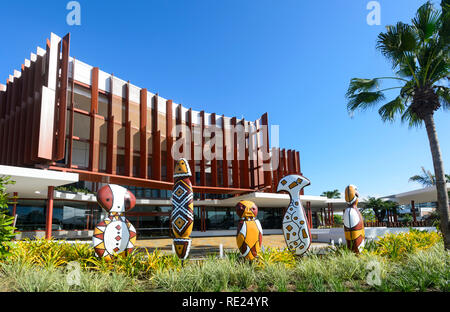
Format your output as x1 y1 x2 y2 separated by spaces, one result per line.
423 113 450 250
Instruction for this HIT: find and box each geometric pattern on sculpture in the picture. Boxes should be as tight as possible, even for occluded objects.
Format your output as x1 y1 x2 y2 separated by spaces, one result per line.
277 174 311 256
92 185 137 261
171 158 194 260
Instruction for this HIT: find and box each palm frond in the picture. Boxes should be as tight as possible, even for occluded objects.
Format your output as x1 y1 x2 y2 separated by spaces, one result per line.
377 22 419 69
346 78 380 97
400 106 423 128
413 1 442 41
439 0 450 45
378 96 406 122
435 85 450 110
347 91 386 113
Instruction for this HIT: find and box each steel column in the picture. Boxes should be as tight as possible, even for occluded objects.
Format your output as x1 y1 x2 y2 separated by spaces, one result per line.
45 186 54 240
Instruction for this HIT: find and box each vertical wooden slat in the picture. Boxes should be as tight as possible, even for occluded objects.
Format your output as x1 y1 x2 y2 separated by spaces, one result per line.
139 88 148 178
89 67 99 172
55 33 70 160
125 120 132 176
231 117 240 188
188 108 195 185
175 104 184 160
277 148 283 180
242 119 250 189
24 56 36 165
200 111 206 186
166 100 174 182
1 81 10 163
261 113 272 191
152 95 161 180
293 150 299 173
210 113 217 187
124 82 131 176
17 65 30 166
31 54 44 163
257 118 267 189
12 74 24 166
222 115 229 188
6 77 18 165
106 75 115 174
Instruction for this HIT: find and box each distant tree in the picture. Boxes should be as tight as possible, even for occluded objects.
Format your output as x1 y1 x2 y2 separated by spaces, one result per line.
364 197 387 222
333 214 343 226
361 209 377 222
409 166 450 186
363 197 399 222
321 190 341 199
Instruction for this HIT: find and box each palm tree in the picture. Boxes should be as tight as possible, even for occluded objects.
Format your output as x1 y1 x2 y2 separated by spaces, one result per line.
321 189 341 198
409 166 450 186
346 1 450 249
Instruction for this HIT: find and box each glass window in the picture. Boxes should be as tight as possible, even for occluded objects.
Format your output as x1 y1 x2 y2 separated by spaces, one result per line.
72 140 89 168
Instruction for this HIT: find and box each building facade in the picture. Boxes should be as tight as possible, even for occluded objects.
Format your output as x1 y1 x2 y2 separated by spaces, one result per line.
0 33 305 238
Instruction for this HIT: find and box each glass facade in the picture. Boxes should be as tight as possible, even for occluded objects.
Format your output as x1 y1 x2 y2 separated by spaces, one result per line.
9 188 284 236
199 207 283 231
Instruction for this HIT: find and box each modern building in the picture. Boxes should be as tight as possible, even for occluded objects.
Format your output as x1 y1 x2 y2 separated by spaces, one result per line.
2 32 438 241
381 184 450 222
1 32 346 239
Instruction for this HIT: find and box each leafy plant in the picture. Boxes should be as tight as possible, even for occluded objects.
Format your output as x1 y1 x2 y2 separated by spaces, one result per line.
368 229 443 260
0 176 17 260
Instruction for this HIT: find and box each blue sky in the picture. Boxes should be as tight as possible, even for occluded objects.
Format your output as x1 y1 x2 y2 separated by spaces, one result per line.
0 0 448 198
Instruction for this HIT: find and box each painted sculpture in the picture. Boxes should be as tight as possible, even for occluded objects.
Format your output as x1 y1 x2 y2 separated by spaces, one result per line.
235 200 263 260
277 174 311 255
170 158 194 260
343 185 365 253
92 184 137 260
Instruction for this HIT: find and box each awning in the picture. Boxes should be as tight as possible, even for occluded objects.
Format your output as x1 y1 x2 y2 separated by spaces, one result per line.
0 165 79 198
381 183 450 205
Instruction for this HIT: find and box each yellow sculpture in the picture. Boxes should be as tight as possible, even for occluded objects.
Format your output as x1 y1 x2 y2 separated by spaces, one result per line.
235 200 263 260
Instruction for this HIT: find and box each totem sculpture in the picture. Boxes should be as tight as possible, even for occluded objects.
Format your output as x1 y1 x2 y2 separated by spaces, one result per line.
343 185 365 253
277 174 311 256
92 184 137 261
170 158 194 260
235 200 263 260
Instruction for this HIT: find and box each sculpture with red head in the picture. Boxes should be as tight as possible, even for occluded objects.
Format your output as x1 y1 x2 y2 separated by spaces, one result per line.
92 184 137 261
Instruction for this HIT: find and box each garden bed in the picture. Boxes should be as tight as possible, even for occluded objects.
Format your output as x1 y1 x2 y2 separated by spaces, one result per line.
0 230 448 292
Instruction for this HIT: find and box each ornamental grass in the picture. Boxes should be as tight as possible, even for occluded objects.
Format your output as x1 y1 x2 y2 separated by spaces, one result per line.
0 231 447 292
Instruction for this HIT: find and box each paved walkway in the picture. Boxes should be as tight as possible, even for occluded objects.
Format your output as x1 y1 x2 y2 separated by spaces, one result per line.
136 235 329 257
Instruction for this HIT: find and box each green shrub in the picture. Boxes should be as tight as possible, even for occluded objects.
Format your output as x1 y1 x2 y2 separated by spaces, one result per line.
0 176 17 260
366 229 443 260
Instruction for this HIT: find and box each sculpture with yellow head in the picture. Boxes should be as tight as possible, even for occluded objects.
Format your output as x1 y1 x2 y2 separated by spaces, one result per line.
343 185 365 253
235 200 263 260
171 158 194 260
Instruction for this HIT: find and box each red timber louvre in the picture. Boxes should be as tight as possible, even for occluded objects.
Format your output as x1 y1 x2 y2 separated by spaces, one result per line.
107 75 118 174
188 108 196 186
89 67 100 172
240 118 250 189
67 58 76 168
221 115 229 188
231 117 240 188
152 94 161 180
0 33 70 167
54 33 70 160
210 113 218 187
139 88 148 179
166 99 174 182
200 110 206 186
